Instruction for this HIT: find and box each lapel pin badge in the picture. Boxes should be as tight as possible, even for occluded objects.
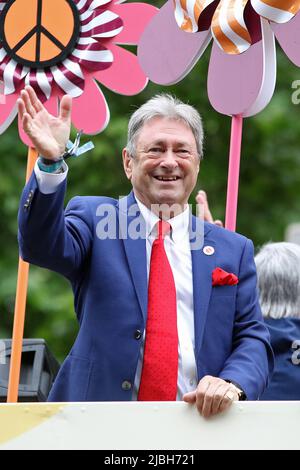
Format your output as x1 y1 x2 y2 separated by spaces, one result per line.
203 246 215 256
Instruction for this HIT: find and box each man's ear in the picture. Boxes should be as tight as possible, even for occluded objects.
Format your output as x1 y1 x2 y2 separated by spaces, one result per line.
122 147 132 181
122 148 133 180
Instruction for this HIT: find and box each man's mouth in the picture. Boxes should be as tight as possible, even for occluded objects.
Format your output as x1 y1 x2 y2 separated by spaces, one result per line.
153 176 181 182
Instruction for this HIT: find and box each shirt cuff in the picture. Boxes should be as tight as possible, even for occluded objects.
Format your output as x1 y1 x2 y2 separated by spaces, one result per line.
34 160 68 195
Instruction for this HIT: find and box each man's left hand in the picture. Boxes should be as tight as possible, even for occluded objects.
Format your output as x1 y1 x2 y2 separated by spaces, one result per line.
183 375 239 418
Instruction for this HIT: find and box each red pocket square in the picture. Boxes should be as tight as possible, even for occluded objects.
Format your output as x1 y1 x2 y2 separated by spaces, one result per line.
212 267 239 286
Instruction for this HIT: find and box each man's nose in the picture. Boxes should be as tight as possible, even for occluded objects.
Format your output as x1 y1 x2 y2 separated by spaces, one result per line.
159 150 179 169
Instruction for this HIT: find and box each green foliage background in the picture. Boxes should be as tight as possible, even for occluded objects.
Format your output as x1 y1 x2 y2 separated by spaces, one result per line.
1 1 300 362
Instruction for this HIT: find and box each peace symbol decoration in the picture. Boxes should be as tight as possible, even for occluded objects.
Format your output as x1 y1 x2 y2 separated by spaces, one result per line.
0 0 157 144
0 0 81 70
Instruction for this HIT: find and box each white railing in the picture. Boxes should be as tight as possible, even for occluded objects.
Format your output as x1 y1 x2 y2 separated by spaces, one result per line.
0 402 299 450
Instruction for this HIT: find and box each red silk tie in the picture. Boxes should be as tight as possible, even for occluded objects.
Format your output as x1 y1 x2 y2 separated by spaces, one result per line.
138 220 178 401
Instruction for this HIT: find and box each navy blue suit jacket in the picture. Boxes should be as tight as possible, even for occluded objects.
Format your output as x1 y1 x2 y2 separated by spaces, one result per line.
18 173 274 401
260 318 300 400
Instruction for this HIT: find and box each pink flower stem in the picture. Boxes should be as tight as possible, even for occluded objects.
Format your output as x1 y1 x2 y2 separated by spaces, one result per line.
225 114 243 232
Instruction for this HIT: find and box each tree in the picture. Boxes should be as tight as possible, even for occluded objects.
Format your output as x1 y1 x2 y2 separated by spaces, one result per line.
1 2 300 360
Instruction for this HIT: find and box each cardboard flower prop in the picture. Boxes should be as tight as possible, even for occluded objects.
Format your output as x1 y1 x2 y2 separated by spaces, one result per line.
139 0 300 117
138 0 300 232
0 0 157 144
2 0 157 404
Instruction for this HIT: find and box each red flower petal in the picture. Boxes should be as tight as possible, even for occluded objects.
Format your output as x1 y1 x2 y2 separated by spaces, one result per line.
71 42 113 72
27 69 53 102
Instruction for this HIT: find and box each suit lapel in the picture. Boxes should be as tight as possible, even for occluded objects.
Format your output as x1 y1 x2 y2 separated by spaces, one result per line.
118 197 216 340
190 216 215 357
118 192 148 322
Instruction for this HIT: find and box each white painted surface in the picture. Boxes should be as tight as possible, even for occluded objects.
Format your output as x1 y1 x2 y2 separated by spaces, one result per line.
0 402 299 450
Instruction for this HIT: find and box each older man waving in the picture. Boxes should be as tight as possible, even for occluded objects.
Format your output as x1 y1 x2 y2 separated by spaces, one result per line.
17 87 273 417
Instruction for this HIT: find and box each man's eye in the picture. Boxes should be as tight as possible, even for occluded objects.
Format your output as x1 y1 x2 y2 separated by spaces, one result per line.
147 148 163 156
177 149 190 157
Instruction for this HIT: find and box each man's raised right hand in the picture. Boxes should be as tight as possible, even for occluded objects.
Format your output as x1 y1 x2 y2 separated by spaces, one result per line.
17 86 72 160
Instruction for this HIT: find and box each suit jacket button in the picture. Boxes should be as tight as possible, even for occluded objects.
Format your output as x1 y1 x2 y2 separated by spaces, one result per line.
134 330 142 340
122 380 132 391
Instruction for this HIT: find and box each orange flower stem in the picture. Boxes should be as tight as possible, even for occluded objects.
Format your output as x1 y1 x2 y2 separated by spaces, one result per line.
7 147 38 403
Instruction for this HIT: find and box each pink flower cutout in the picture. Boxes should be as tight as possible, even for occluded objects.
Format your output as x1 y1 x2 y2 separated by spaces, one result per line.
0 0 157 145
138 0 300 117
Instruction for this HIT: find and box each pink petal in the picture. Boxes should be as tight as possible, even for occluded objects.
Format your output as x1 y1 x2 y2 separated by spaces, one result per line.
208 18 276 117
271 12 300 66
138 0 211 85
94 44 147 95
71 75 109 134
44 94 60 115
0 92 18 135
110 2 158 45
18 93 60 147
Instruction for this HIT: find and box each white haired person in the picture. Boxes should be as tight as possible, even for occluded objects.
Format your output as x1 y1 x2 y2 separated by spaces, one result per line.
196 191 299 400
255 242 300 400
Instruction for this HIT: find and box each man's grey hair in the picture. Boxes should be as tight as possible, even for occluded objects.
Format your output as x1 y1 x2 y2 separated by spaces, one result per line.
126 94 204 159
255 242 300 319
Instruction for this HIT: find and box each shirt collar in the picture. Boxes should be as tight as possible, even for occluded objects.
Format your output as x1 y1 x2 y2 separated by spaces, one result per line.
135 194 190 243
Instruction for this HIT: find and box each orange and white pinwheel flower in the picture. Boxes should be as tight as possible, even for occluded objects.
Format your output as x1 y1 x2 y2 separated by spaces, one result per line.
174 0 300 54
139 0 300 117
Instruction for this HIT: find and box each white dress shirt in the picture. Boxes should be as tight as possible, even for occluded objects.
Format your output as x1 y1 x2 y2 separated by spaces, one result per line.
133 197 198 401
34 160 68 194
35 164 198 400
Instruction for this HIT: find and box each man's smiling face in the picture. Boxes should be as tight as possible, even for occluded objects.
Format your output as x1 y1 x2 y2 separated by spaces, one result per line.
123 117 200 213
